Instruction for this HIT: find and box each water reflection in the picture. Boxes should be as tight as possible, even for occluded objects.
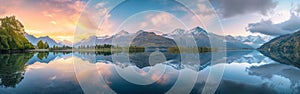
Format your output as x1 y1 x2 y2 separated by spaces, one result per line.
0 50 299 94
0 53 33 88
259 48 300 68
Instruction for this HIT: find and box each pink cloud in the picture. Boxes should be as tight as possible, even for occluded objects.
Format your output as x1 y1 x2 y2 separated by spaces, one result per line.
149 12 173 26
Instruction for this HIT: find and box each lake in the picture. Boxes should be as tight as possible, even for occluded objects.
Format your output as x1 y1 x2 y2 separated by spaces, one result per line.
0 50 299 94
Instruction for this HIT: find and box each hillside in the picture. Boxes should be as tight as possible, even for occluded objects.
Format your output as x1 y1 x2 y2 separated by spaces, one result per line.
130 30 176 47
258 30 300 67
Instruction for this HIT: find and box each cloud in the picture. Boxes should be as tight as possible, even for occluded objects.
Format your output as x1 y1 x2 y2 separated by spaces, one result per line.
197 3 214 15
139 22 148 28
50 21 57 25
75 1 114 41
95 2 105 9
210 0 278 18
246 12 300 36
0 0 87 42
0 1 21 15
143 12 186 32
150 13 173 26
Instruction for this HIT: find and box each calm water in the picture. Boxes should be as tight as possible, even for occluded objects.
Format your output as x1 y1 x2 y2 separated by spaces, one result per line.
0 50 299 94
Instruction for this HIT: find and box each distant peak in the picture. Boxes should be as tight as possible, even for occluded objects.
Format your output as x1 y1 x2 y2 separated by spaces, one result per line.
170 28 185 35
40 36 50 38
189 26 208 35
190 26 204 31
116 30 129 35
120 30 129 33
194 26 202 29
173 28 185 31
136 30 156 36
137 30 146 33
136 30 156 35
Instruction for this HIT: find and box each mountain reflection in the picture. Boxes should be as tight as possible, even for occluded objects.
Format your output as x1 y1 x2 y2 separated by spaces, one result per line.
37 52 49 60
0 53 34 88
0 50 299 94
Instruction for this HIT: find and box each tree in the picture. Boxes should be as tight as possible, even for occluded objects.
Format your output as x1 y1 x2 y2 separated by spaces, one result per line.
44 42 49 49
37 40 44 49
0 16 34 50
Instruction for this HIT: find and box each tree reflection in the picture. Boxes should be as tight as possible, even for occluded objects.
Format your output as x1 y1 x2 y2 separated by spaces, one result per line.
259 49 300 68
0 53 34 88
37 52 49 60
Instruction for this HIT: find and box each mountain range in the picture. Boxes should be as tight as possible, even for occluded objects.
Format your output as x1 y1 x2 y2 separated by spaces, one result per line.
226 35 273 48
24 26 273 49
24 33 72 47
74 26 272 49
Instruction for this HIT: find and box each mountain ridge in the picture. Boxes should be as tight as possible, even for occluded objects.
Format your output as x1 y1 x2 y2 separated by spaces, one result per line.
25 33 71 47
74 26 255 49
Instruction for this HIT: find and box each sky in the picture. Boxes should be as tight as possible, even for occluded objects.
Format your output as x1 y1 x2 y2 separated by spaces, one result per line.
1 0 299 42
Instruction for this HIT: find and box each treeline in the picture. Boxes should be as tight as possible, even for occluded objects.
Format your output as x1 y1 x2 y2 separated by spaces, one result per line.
0 16 34 51
129 46 145 52
77 44 113 49
36 40 72 50
76 44 145 52
37 40 49 49
50 45 72 50
168 46 217 53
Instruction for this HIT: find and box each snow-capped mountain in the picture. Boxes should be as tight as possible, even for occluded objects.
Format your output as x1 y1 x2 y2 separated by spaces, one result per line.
24 33 65 47
73 35 112 47
113 30 130 37
168 26 208 36
57 40 73 46
74 30 177 47
166 26 253 49
74 30 134 47
226 35 274 48
74 26 257 49
188 26 208 35
166 26 211 47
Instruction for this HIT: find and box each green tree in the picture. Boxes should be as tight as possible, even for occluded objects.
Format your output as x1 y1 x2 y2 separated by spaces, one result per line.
37 40 44 49
0 16 34 50
44 42 49 49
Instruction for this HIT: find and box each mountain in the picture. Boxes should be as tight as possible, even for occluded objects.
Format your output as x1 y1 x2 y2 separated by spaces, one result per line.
230 35 273 48
130 30 176 47
74 30 177 47
167 26 211 47
258 30 300 68
57 40 73 46
0 16 34 50
167 26 253 49
169 26 208 35
24 33 64 47
208 33 254 49
188 26 208 35
74 26 254 49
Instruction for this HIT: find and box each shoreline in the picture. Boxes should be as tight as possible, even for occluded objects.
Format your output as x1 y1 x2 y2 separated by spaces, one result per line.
0 49 259 54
